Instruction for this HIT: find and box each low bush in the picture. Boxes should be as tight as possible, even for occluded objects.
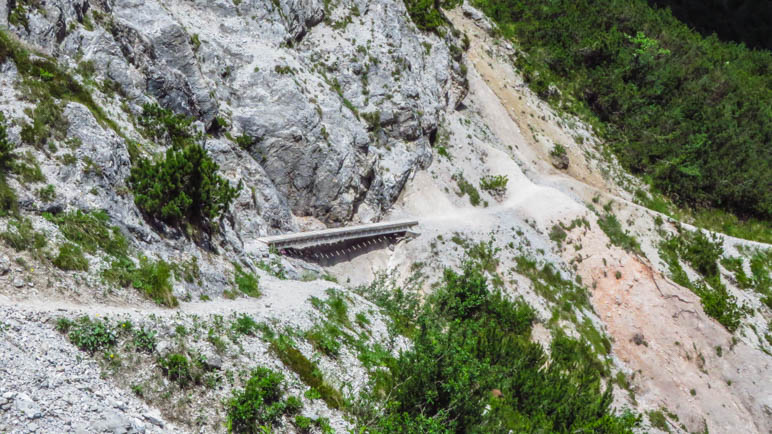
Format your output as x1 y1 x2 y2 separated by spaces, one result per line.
231 314 259 336
0 218 46 252
233 263 260 297
305 322 344 357
479 174 509 195
45 209 128 257
138 103 195 149
132 256 177 307
269 338 344 410
128 144 240 230
132 328 157 353
159 353 193 387
53 243 89 271
597 212 641 253
0 113 17 215
659 230 744 331
59 316 117 354
452 173 481 206
226 367 301 433
104 255 177 307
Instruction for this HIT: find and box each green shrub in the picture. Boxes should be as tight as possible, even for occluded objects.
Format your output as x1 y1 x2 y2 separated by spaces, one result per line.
402 0 459 33
37 184 55 202
647 410 670 432
132 328 157 353
61 316 117 354
550 144 567 158
138 103 195 149
128 144 240 230
226 367 300 433
597 212 641 253
45 210 128 257
270 338 344 410
132 256 177 307
549 224 567 246
0 29 118 134
0 218 46 252
53 243 89 271
659 231 744 331
159 353 193 387
0 177 17 217
453 173 481 206
0 112 16 170
19 94 68 148
479 174 509 194
234 263 260 297
232 314 259 336
305 322 343 357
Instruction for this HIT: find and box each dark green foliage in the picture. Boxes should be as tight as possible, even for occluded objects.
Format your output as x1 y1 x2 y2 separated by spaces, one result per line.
37 184 55 202
0 113 17 215
401 0 461 33
471 0 772 220
53 243 89 271
679 231 723 278
20 94 68 148
659 229 744 331
549 224 568 246
550 144 567 158
159 353 193 387
132 327 157 353
694 281 743 331
269 338 344 410
132 256 177 307
725 249 772 310
225 367 301 433
60 316 117 354
138 104 195 149
354 275 422 338
597 212 641 253
515 256 592 314
453 173 481 206
0 218 46 252
45 210 128 257
233 263 260 297
129 144 240 230
361 256 637 432
0 177 17 217
479 174 508 194
104 255 178 307
231 314 259 336
305 322 343 357
0 112 15 170
647 409 670 432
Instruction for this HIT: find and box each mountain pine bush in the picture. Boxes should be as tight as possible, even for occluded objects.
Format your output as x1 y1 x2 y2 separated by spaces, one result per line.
128 144 240 230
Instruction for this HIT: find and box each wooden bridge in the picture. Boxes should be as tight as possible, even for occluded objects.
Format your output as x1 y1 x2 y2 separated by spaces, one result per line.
257 220 419 262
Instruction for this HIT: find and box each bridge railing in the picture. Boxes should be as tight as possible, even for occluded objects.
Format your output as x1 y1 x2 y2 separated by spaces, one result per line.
258 220 418 250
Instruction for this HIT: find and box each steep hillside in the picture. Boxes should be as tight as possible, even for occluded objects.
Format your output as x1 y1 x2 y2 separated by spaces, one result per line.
0 1 770 433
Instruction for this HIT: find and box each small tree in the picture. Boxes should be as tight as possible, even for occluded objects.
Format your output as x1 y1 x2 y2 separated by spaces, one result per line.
128 144 240 231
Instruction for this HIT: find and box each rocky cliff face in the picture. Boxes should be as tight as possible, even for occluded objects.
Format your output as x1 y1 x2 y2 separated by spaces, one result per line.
0 0 466 298
2 0 464 241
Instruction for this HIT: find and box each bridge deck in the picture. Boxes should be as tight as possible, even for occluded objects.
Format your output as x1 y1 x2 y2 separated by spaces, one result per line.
258 219 418 251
